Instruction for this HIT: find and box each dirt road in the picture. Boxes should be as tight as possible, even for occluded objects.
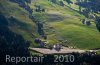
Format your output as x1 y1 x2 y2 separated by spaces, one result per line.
30 47 86 54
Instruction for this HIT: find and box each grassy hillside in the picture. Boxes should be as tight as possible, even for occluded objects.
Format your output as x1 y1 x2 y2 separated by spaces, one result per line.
0 1 39 47
0 0 100 49
29 0 100 49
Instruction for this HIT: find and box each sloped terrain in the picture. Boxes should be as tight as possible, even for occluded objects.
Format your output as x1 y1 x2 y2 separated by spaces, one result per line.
0 1 39 47
0 0 100 50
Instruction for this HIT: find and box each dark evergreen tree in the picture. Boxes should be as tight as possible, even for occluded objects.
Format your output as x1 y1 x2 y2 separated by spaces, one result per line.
35 5 45 12
50 0 57 4
37 22 44 35
59 1 65 6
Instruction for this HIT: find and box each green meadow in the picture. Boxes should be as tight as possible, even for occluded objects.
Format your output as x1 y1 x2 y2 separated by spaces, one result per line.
0 0 100 50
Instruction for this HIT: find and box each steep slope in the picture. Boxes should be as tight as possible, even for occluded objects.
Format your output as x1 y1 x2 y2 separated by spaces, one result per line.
29 0 100 49
0 1 38 47
0 0 100 49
